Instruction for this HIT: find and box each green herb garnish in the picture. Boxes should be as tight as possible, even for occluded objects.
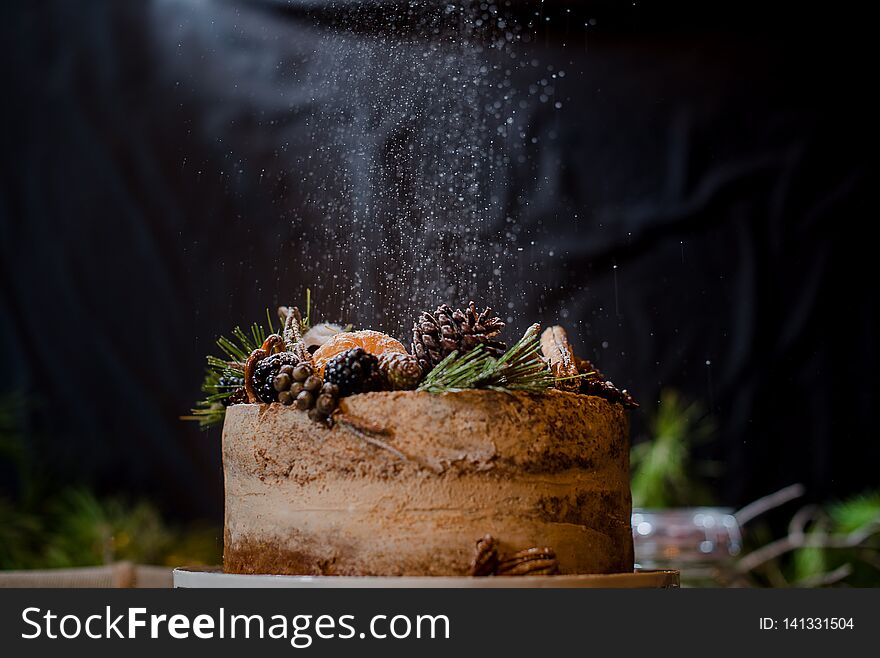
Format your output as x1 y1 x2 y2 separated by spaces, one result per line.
417 323 553 394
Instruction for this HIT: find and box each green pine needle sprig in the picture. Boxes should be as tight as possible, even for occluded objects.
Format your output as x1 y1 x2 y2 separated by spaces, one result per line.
184 293 317 429
417 323 553 394
182 309 279 429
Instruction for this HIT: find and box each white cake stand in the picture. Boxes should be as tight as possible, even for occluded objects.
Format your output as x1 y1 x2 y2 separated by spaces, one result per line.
173 567 679 588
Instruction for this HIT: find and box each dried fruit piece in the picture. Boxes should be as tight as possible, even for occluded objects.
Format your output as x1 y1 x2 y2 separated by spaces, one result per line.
244 334 285 402
312 330 407 377
273 373 292 392
303 375 323 393
316 394 336 416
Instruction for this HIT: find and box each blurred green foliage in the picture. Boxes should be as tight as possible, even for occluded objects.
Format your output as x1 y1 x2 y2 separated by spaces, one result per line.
763 492 880 588
631 389 879 587
630 389 718 508
0 393 220 570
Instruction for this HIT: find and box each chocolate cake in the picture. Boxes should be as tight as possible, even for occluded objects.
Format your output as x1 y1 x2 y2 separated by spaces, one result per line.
222 388 634 576
187 300 637 578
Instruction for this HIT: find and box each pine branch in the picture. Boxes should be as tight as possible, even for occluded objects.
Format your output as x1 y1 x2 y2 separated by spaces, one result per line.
418 324 553 394
278 288 312 335
736 517 880 574
184 311 274 429
206 356 244 375
185 293 317 429
735 484 806 526
304 288 311 329
180 404 226 428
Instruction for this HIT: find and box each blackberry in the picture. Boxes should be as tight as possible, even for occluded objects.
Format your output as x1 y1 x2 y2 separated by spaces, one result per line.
225 386 248 407
218 374 245 390
251 352 301 403
217 375 246 406
323 347 379 397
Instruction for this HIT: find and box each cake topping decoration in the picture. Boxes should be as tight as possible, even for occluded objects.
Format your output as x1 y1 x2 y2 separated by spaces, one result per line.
470 536 560 576
377 352 423 391
185 292 639 429
540 325 580 392
324 347 382 397
580 378 639 409
574 356 639 409
302 322 347 352
217 374 247 407
252 351 301 404
470 534 500 576
244 334 285 403
267 359 341 425
280 305 310 362
497 547 560 576
417 323 552 395
412 301 506 375
312 329 407 376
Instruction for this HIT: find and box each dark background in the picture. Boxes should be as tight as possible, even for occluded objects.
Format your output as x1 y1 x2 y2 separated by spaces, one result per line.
0 0 875 522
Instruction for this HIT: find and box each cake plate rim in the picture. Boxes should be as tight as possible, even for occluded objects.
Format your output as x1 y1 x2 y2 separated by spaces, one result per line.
172 567 679 588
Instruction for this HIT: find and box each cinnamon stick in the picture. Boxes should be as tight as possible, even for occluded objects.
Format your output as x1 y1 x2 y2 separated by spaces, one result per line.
540 325 580 392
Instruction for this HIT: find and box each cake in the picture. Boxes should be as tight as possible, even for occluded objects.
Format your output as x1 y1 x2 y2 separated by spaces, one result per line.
192 299 637 577
222 389 634 576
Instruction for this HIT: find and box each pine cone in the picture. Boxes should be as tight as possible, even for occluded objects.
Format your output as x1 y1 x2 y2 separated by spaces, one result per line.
580 378 639 409
411 301 506 373
470 535 500 577
226 386 249 406
575 356 638 408
378 352 423 390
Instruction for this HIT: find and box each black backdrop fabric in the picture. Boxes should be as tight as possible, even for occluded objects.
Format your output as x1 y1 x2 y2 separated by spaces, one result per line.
0 1 875 520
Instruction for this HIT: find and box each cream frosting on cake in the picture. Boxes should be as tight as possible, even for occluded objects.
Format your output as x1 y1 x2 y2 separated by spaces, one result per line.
222 389 633 576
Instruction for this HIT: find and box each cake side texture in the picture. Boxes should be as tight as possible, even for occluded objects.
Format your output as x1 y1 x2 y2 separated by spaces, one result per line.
223 389 633 576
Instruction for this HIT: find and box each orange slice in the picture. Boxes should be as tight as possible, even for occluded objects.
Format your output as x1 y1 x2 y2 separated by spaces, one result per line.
312 330 407 376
